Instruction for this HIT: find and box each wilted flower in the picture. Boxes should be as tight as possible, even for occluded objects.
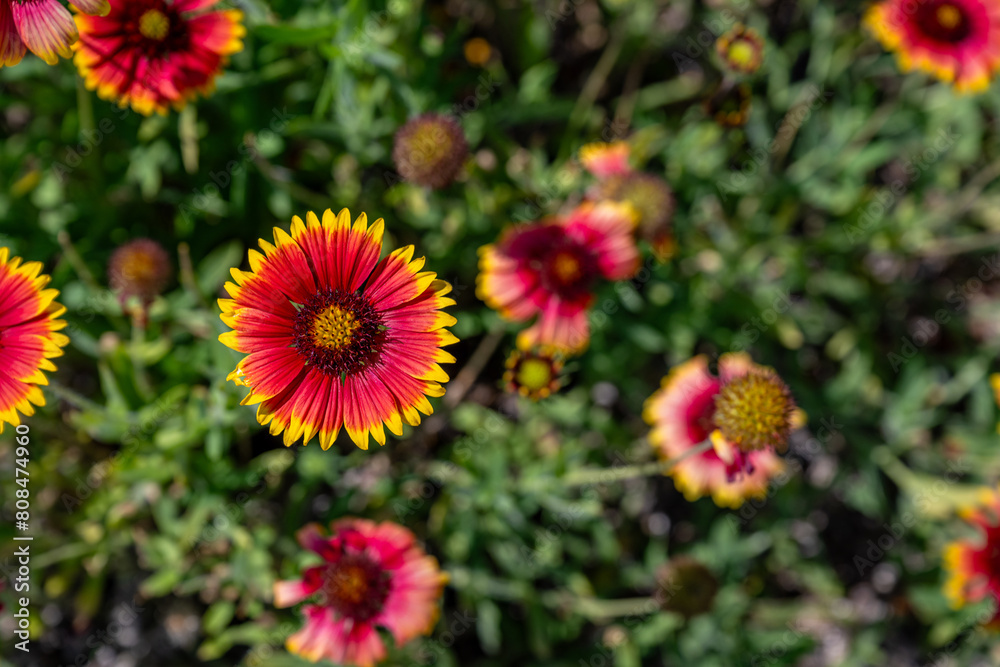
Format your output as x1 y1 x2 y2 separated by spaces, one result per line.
943 488 1000 628
704 82 752 127
219 209 457 450
865 0 1000 94
643 354 792 508
595 172 675 260
656 556 719 618
0 0 108 68
392 113 469 189
579 141 632 179
108 238 171 313
503 347 564 400
73 0 245 115
0 247 69 433
477 202 640 353
274 519 448 667
716 24 765 74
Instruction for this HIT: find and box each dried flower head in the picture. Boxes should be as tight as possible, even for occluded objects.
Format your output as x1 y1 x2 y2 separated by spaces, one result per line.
392 113 469 189
108 238 171 308
656 556 719 618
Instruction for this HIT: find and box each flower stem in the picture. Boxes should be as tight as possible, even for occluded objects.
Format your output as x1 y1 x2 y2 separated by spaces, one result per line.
444 325 505 409
542 590 659 619
56 231 100 290
45 381 104 414
130 311 154 401
561 439 713 487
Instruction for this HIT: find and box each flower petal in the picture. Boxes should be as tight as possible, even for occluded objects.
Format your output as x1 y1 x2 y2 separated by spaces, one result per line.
11 0 77 65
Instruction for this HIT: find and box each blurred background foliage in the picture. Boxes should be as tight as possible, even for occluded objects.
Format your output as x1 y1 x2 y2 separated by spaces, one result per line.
2 0 1000 664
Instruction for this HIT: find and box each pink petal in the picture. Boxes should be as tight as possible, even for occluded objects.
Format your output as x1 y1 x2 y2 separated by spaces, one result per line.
10 0 77 65
0 0 26 66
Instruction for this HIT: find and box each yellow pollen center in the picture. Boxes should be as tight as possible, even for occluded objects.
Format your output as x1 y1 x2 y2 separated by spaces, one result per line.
713 371 793 453
139 9 170 41
517 358 554 391
728 40 757 67
937 4 962 29
552 252 582 283
311 305 360 351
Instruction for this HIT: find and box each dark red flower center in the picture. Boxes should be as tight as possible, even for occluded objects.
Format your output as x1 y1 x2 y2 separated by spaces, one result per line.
321 552 391 622
916 1 972 43
106 0 191 56
536 242 598 301
292 289 386 378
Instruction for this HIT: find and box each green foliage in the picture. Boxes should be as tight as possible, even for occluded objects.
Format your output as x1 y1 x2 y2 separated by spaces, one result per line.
2 0 1000 665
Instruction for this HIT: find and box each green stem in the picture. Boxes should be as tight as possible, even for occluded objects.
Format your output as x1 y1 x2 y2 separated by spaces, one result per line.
130 311 154 401
560 597 659 620
562 439 713 487
559 20 628 159
45 381 104 414
179 105 199 174
56 231 100 290
444 324 505 409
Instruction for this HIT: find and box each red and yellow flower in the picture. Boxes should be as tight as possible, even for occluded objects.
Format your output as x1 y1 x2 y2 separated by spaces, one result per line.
219 209 458 451
643 354 794 508
477 202 640 353
73 0 245 115
716 24 765 74
274 519 448 667
864 0 1000 94
579 141 632 179
503 347 565 400
0 247 69 433
0 0 109 68
943 487 1000 627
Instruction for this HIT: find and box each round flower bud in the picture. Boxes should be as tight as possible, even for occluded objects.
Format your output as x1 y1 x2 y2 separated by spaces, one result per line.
716 24 765 74
656 556 719 618
704 82 752 128
108 238 171 308
504 348 565 400
392 113 469 189
597 173 675 260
